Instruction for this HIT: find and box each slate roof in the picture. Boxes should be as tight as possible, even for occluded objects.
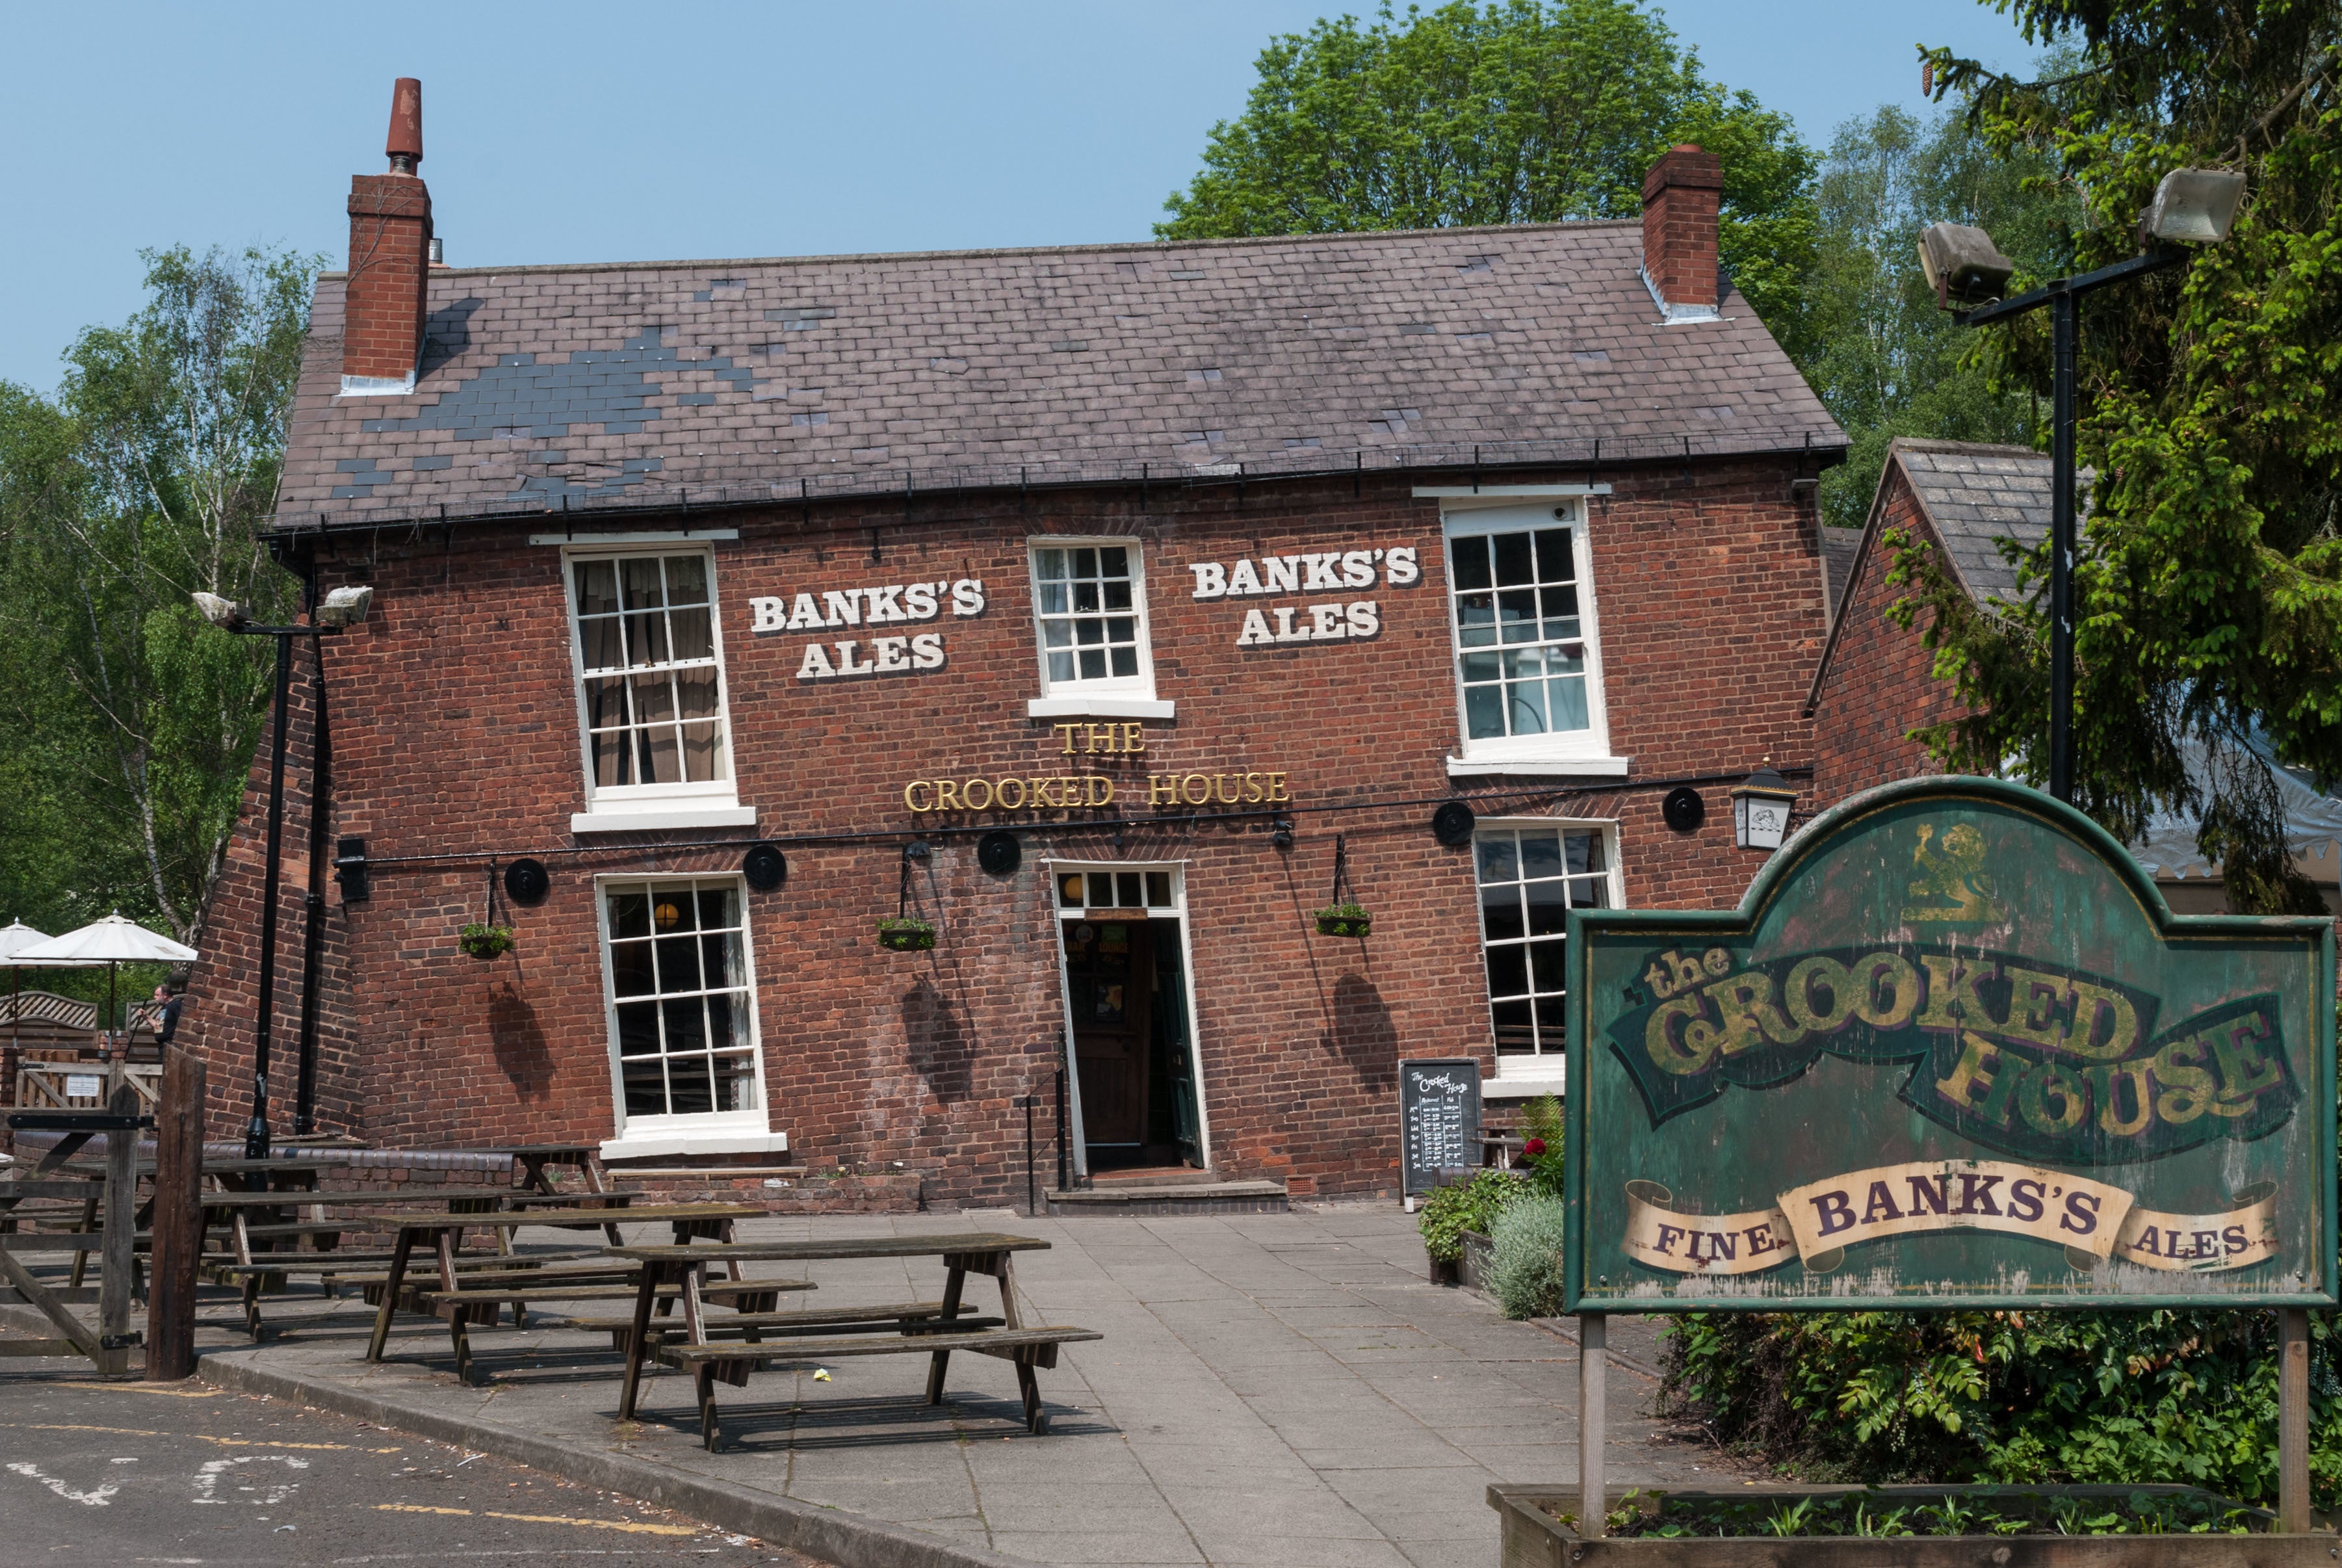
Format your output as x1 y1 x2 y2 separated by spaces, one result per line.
274 222 1843 530
1892 440 2051 605
1819 526 1862 623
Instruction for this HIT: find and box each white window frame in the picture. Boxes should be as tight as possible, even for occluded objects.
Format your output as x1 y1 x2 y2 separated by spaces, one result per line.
559 543 755 833
1440 499 1625 776
1472 816 1623 1087
1043 859 1210 1177
1024 536 1174 721
592 872 787 1161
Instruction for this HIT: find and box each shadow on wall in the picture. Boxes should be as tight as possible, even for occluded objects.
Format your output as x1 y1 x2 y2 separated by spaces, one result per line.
488 984 552 1101
902 976 973 1105
1327 972 1398 1093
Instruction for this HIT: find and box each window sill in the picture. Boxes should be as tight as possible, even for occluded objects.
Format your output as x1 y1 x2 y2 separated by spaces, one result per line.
599 1128 792 1162
1484 1067 1567 1099
1446 755 1629 779
571 805 757 834
1027 695 1176 721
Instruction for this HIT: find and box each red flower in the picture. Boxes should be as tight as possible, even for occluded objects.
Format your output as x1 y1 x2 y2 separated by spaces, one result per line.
1523 1138 1547 1157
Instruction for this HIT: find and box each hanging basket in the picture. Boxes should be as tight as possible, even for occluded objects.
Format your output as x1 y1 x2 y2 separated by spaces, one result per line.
877 917 937 952
459 922 515 961
1313 904 1373 939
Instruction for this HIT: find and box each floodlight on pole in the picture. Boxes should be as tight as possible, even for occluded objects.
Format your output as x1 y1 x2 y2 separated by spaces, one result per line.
2144 168 2246 244
1929 170 2243 807
192 592 246 630
190 581 377 1156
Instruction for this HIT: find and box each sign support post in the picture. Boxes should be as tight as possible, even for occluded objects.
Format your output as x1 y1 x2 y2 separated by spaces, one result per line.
1578 1313 1606 1537
2280 1307 2309 1532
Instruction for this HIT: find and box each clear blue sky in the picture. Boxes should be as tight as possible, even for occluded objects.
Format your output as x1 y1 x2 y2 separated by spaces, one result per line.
0 1 2039 392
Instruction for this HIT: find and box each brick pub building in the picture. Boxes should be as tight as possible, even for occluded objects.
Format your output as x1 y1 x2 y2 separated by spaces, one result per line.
181 82 1847 1209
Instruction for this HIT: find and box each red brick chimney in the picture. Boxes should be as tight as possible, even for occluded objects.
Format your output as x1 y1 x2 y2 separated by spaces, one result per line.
341 78 434 395
1640 144 1723 319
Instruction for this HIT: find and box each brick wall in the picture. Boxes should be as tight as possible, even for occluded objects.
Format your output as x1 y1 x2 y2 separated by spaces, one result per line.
183 456 1829 1202
1808 466 1970 808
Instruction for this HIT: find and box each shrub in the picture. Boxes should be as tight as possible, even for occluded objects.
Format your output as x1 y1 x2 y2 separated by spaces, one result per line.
1418 1168 1526 1262
1659 1307 2342 1509
1489 1195 1570 1319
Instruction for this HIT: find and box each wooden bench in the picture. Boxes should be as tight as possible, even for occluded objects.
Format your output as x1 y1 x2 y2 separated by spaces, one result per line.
571 1300 995 1353
658 1326 1101 1450
417 1275 809 1330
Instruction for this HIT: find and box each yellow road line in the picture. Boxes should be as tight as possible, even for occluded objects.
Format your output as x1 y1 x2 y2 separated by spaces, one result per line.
46 1381 220 1398
1 1422 397 1452
372 1502 698 1536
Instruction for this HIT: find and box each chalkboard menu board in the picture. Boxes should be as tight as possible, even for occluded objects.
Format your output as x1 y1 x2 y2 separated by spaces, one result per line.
1399 1058 1482 1196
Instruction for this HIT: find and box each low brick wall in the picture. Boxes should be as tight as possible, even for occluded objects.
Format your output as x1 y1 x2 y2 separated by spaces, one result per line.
607 1170 923 1214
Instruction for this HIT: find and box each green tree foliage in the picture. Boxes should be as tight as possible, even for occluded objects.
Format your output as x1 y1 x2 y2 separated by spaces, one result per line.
1890 1 2342 912
1804 103 2082 530
1664 1308 2341 1509
1156 0 1819 360
0 246 315 952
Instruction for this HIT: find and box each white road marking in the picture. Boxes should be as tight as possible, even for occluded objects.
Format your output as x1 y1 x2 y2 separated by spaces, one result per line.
6 1460 120 1506
193 1452 310 1504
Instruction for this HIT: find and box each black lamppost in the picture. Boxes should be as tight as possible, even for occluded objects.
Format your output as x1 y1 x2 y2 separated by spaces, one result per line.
1919 168 2245 804
194 584 374 1157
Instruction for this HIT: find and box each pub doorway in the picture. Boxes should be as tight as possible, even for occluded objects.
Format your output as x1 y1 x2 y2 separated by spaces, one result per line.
1051 863 1206 1177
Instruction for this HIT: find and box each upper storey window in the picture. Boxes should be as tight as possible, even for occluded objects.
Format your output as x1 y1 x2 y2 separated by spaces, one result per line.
1026 539 1171 720
1443 502 1613 767
566 550 737 809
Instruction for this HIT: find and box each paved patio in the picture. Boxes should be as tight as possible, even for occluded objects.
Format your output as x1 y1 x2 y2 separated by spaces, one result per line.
190 1204 1737 1568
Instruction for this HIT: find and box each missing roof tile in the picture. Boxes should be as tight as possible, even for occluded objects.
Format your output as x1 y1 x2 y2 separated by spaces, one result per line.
790 412 829 427
929 357 969 374
1184 367 1224 384
1051 340 1090 352
1174 429 1227 446
1398 323 1436 335
1572 349 1612 363
1377 408 1423 423
852 446 890 461
1282 436 1322 448
1115 262 1141 278
1167 270 1207 280
766 306 837 328
694 279 749 301
1455 332 1492 343
1459 255 1496 272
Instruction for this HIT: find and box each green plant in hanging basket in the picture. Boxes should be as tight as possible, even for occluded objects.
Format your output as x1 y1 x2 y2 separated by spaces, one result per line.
459 922 515 960
877 916 937 952
1313 902 1372 937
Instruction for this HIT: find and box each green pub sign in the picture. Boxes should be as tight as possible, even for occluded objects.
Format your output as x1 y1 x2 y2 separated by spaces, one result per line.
1563 778 2337 1311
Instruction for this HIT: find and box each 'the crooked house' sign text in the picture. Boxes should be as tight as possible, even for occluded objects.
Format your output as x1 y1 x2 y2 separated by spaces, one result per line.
1564 777 2337 1311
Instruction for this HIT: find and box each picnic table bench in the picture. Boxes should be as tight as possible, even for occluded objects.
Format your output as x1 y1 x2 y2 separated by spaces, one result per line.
608 1233 1100 1450
363 1202 762 1379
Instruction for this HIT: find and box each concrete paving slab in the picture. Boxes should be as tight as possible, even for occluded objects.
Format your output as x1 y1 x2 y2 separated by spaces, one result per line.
185 1203 1739 1568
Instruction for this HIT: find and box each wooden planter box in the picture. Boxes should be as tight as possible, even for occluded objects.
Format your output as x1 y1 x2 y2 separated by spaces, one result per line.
1489 1483 2320 1565
1460 1229 1494 1291
1427 1230 1494 1290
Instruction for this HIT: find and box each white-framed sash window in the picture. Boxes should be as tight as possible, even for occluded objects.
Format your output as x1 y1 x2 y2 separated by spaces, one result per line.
1025 538 1173 720
564 547 751 829
1442 501 1617 770
1473 818 1621 1065
595 874 777 1153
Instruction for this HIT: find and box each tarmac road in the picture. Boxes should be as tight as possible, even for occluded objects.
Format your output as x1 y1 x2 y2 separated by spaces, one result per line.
0 1364 817 1567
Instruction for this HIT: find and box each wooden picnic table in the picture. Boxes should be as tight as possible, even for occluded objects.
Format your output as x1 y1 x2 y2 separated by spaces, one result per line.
460 1144 623 1240
364 1202 762 1373
603 1232 1092 1446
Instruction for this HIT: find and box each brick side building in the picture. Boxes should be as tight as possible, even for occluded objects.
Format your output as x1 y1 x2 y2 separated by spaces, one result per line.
180 90 1846 1205
1805 438 2341 919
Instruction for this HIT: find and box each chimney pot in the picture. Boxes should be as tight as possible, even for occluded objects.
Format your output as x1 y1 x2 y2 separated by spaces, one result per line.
1641 143 1724 319
386 77 423 174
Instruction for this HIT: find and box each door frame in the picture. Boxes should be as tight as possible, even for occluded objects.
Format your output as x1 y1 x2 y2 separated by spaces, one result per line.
1045 858 1212 1179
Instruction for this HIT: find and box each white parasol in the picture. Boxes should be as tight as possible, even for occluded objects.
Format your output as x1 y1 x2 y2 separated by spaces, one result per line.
12 913 199 1047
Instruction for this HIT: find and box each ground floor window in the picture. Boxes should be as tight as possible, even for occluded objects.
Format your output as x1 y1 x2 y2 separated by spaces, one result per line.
1474 820 1619 1060
598 876 765 1126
